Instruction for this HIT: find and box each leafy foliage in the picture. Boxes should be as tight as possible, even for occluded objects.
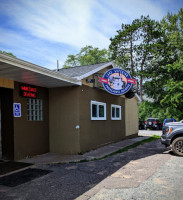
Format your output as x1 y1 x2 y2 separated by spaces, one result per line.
138 101 178 122
0 50 16 58
109 16 162 99
63 45 111 68
143 8 183 121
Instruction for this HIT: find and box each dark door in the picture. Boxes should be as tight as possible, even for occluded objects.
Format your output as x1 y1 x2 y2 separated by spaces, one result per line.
0 87 14 159
0 98 2 158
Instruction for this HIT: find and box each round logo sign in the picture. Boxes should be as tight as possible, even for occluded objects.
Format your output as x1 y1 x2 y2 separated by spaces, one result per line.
99 68 136 95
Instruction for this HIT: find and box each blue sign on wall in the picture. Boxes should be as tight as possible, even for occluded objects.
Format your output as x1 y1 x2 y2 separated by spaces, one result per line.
13 103 21 117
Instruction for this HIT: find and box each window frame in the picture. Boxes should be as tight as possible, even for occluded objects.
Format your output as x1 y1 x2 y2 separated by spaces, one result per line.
91 100 106 120
111 104 121 120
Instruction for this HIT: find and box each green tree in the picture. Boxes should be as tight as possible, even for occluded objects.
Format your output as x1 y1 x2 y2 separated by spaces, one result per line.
138 100 178 122
109 16 161 100
143 8 183 120
63 55 79 68
0 50 16 58
63 45 111 68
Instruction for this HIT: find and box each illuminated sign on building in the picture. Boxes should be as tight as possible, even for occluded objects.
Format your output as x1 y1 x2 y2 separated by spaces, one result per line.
20 84 37 98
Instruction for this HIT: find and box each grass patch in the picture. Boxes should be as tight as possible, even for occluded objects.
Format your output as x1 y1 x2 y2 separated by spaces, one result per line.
70 135 161 163
152 135 161 139
100 135 161 159
79 159 88 163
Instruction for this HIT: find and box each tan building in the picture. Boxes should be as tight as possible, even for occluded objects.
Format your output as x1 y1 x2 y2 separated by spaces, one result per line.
0 53 140 160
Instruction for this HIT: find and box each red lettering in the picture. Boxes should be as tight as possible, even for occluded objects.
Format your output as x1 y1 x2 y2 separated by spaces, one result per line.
31 93 36 98
28 87 37 92
23 91 36 98
21 86 28 91
21 85 37 93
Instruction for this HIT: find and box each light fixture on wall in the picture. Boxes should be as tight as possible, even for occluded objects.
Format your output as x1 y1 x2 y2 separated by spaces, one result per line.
86 79 95 83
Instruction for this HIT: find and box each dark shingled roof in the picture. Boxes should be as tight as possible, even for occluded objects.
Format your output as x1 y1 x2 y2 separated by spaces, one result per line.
56 62 113 78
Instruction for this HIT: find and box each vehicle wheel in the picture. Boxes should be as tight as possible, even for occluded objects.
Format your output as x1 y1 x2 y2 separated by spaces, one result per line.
172 137 183 156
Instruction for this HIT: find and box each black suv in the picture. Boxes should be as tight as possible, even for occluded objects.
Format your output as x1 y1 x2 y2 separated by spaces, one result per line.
139 121 144 130
161 120 183 156
145 118 162 130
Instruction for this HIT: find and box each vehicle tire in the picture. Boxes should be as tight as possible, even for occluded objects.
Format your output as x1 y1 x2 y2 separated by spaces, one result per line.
172 137 183 156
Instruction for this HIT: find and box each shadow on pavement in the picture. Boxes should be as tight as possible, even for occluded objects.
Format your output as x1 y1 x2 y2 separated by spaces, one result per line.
47 139 171 200
0 139 172 200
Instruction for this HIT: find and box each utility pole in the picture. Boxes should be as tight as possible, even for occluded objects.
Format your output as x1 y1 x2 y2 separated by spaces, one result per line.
57 60 59 71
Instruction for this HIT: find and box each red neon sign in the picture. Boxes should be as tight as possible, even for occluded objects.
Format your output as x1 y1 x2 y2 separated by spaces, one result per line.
23 91 36 98
21 85 37 93
20 84 37 99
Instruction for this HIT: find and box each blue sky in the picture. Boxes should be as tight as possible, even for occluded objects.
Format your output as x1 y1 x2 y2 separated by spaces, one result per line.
0 0 183 69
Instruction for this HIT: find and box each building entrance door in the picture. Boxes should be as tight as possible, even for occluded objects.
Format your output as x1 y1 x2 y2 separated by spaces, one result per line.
0 87 14 159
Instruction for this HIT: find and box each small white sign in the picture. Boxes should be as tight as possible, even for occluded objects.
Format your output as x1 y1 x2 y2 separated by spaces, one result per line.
13 103 21 117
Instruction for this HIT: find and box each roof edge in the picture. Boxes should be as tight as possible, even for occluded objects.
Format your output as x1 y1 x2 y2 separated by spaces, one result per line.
74 61 115 80
0 53 81 86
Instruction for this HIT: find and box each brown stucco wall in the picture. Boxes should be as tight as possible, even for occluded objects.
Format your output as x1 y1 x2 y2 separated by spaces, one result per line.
125 97 138 136
13 82 49 160
79 85 126 153
49 86 80 154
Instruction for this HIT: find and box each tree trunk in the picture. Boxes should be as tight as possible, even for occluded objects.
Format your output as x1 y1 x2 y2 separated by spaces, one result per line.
140 55 146 101
140 74 143 101
130 32 134 75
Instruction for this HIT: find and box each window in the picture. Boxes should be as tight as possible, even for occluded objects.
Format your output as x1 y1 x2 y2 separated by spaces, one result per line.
91 101 106 120
111 104 121 120
27 99 43 121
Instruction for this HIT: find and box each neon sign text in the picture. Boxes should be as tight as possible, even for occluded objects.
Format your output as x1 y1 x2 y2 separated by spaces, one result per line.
20 84 37 99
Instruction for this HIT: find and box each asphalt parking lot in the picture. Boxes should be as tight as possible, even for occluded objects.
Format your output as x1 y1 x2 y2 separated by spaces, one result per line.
0 130 182 200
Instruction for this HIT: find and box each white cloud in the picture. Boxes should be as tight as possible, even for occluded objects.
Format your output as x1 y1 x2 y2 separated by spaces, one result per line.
2 0 112 49
0 0 168 51
0 27 72 69
0 0 182 69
